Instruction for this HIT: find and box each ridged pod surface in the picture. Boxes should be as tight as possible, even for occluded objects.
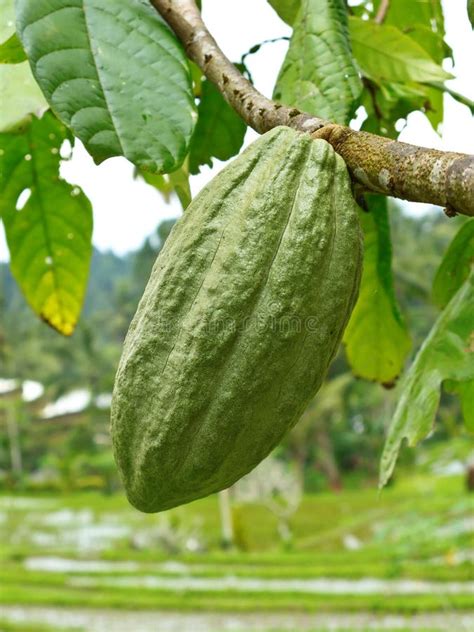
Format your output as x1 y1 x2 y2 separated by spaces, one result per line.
111 126 362 512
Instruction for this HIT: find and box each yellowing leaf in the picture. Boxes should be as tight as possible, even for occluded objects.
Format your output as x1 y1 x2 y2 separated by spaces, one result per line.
0 112 93 335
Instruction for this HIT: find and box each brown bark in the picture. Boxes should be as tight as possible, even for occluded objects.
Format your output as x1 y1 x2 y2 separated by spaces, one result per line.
151 0 474 217
374 0 390 24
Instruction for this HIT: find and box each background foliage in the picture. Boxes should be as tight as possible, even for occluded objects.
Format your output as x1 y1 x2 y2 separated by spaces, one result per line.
1 0 473 628
0 0 472 484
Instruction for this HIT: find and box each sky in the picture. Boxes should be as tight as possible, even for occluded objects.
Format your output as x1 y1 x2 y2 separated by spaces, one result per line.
0 0 473 262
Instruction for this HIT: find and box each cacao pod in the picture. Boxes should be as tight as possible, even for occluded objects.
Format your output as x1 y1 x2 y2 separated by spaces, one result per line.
111 126 362 512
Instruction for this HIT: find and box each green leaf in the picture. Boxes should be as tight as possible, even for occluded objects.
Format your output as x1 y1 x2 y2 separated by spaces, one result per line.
458 381 474 431
349 17 452 85
423 86 444 133
0 112 93 335
403 24 447 132
372 80 444 137
0 1 47 131
377 2 449 134
432 219 474 435
433 220 474 309
0 32 27 63
444 379 474 432
168 163 192 210
0 0 15 41
364 82 427 138
399 22 448 133
456 381 474 431
190 61 203 98
403 25 448 64
189 79 247 175
138 161 191 211
384 0 445 40
428 84 474 115
16 0 196 172
137 170 174 202
274 0 362 124
380 270 474 487
469 0 474 29
268 0 301 25
344 196 411 384
360 12 450 137
0 62 48 131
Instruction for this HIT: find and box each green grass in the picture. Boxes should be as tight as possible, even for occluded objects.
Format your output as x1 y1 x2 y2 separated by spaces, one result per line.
1 566 473 614
0 621 80 632
1 473 472 556
0 623 448 632
2 557 472 582
0 472 472 618
1 581 473 613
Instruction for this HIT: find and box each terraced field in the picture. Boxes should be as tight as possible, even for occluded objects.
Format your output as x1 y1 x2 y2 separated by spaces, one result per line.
0 473 472 631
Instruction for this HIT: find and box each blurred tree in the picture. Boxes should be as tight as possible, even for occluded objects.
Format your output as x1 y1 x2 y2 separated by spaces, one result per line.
0 212 466 491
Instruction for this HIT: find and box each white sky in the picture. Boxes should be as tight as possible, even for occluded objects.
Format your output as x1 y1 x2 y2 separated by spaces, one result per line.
0 0 472 262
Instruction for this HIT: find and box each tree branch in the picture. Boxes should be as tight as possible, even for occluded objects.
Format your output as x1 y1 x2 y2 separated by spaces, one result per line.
375 0 390 25
150 0 474 217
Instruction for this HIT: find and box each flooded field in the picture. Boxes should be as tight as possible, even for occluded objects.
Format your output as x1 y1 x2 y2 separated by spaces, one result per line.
1 605 474 632
1 477 473 632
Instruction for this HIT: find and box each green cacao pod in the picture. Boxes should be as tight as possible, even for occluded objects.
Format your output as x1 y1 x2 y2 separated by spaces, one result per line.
111 126 362 512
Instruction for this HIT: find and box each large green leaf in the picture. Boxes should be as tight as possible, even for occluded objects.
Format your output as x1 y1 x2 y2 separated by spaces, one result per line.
376 2 448 133
0 112 93 335
431 220 474 431
432 220 474 309
406 24 446 131
274 0 362 124
401 24 448 64
366 78 445 137
15 0 196 172
469 0 474 29
359 3 448 136
268 0 300 25
189 79 247 175
0 0 47 130
380 270 474 486
349 17 452 84
344 196 411 384
0 32 27 63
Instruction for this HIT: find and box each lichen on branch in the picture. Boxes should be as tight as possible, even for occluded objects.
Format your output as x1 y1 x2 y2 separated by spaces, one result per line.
150 0 474 217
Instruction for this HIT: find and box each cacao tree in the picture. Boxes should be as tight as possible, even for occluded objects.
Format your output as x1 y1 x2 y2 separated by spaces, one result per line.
0 0 473 510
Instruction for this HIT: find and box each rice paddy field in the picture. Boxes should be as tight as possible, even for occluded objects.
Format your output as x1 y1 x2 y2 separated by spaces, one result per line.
0 470 473 631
